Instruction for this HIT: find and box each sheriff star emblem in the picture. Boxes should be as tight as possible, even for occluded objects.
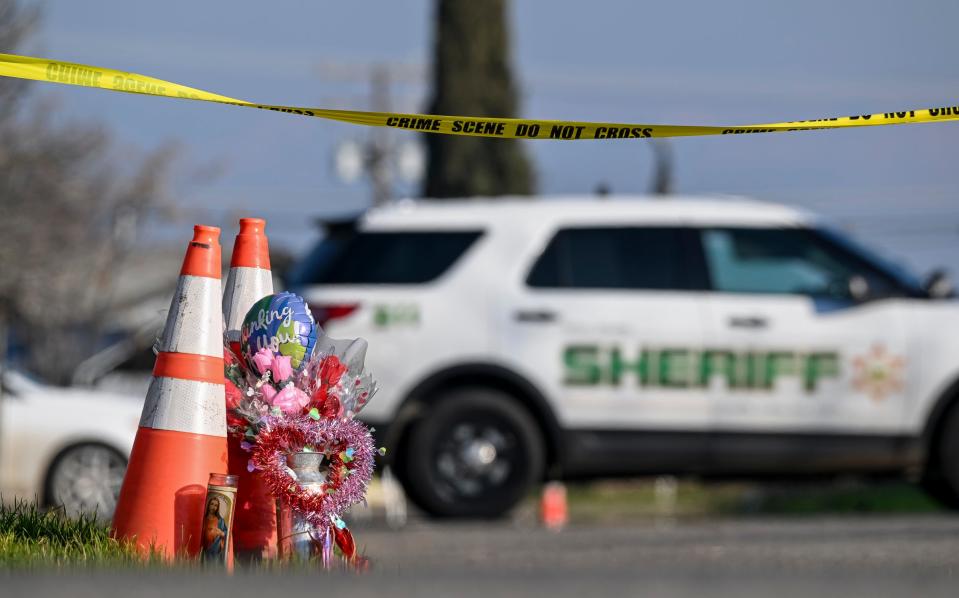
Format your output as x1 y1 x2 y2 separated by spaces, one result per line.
852 344 905 402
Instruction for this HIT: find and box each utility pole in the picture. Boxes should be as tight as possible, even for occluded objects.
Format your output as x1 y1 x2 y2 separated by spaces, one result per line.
320 61 425 207
649 140 674 196
368 66 392 207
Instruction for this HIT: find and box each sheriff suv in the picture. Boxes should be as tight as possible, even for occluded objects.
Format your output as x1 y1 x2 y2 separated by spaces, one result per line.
289 196 959 518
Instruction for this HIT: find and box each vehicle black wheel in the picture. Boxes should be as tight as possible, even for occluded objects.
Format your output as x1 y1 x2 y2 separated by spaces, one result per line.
45 443 127 520
926 406 959 510
403 388 544 518
919 473 959 510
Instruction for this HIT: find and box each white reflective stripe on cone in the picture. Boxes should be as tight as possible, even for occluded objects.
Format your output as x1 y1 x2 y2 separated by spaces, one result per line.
222 266 274 343
157 275 223 358
140 376 227 437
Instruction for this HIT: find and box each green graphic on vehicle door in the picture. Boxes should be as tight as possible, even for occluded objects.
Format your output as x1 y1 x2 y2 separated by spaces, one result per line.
373 303 420 328
563 346 840 392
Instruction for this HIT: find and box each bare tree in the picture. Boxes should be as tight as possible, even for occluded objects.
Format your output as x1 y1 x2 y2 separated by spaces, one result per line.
0 0 175 383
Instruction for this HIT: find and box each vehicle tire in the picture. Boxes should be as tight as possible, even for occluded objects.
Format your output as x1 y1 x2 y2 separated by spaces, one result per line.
926 406 959 509
919 474 959 510
45 443 127 520
402 388 544 518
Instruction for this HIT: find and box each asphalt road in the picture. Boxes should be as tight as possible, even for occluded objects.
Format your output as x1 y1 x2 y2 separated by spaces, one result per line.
5 515 959 597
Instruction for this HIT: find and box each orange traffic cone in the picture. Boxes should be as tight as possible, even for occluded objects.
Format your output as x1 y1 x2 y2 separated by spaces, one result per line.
223 218 278 560
222 218 273 357
540 481 568 531
112 225 229 558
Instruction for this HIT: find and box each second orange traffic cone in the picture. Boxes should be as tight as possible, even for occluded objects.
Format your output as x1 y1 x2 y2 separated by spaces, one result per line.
222 217 278 560
222 217 273 357
112 225 229 558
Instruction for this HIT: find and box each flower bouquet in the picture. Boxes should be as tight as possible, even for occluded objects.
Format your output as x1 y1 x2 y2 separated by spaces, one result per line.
224 292 378 567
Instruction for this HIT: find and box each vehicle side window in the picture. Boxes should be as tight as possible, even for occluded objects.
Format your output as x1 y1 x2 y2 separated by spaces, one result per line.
701 228 902 298
292 231 483 285
526 227 697 290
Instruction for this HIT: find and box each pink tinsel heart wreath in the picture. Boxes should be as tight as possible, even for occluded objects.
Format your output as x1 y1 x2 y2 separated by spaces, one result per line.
250 415 375 526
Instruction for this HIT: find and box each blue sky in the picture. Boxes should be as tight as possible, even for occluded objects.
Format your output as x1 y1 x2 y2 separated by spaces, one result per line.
21 1 959 274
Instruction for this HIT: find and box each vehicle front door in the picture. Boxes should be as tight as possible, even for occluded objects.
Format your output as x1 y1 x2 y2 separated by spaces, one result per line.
698 226 913 471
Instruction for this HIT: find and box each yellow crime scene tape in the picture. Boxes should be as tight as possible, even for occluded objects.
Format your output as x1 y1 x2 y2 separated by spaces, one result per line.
0 52 957 140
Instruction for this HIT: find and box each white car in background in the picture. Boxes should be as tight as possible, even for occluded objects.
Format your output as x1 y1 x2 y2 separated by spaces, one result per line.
292 196 959 518
0 369 141 518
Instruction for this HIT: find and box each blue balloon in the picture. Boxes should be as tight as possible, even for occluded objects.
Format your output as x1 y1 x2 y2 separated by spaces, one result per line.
240 292 319 374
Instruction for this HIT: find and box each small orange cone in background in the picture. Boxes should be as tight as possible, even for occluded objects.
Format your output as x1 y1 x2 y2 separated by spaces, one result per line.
111 225 229 558
222 218 279 560
540 481 568 531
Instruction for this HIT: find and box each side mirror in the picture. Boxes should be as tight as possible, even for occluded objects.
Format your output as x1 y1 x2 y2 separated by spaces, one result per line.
924 269 954 299
848 274 871 302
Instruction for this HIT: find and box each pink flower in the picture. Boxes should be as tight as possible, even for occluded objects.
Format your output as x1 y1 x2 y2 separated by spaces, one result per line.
270 355 293 383
252 348 275 375
270 385 310 415
295 388 310 408
261 384 278 402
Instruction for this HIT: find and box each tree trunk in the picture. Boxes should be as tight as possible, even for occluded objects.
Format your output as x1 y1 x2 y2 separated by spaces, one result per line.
423 0 535 199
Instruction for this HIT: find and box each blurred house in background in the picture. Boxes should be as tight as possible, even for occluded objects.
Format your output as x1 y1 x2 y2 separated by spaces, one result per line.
66 248 183 395
67 245 290 395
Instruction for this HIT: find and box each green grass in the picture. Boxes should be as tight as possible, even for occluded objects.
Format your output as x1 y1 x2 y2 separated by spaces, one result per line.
0 500 153 569
0 500 362 571
563 479 943 522
745 481 942 514
564 479 745 521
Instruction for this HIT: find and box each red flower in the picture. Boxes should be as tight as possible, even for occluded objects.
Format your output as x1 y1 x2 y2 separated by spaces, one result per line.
224 381 247 427
310 355 348 417
321 394 341 419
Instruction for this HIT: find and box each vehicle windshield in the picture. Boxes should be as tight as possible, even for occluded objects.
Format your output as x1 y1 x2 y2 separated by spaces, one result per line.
816 225 926 295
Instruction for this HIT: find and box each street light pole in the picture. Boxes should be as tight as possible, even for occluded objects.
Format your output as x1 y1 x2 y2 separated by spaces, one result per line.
369 65 392 207
322 61 425 207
